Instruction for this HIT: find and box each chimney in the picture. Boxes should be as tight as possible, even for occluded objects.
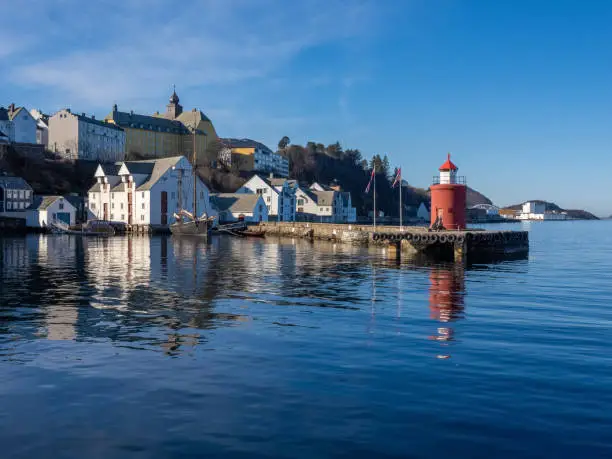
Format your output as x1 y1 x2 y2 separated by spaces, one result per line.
8 103 15 114
112 104 118 112
130 110 134 116
92 115 95 120
82 112 86 117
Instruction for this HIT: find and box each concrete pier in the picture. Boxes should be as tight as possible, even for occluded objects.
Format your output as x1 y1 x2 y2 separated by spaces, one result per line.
247 222 528 263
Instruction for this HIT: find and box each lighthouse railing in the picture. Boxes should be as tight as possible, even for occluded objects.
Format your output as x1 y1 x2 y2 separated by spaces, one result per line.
432 175 466 185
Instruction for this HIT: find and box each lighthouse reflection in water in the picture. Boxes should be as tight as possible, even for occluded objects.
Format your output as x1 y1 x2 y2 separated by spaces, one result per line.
428 265 465 358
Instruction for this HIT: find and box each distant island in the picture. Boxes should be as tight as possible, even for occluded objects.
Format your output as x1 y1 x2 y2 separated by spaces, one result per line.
503 200 599 220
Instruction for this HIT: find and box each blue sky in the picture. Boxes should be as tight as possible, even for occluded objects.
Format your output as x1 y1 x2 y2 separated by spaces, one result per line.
2 0 611 216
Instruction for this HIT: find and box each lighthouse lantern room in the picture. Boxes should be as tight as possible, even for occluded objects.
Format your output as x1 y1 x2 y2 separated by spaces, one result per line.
430 153 467 230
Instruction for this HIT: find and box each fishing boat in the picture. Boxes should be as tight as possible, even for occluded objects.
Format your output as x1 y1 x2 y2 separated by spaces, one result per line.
170 113 214 238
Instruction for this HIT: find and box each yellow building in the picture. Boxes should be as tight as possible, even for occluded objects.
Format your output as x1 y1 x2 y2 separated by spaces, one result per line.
104 89 218 164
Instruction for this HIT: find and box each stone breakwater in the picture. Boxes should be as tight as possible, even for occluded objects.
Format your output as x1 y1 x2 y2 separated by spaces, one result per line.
249 222 529 262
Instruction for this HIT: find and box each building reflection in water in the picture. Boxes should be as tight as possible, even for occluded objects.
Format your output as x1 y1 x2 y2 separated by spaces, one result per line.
428 264 465 359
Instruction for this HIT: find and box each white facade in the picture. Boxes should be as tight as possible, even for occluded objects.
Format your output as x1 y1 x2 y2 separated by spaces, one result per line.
236 175 295 221
516 201 568 220
49 109 125 162
30 109 49 146
87 156 216 227
212 193 268 223
417 202 430 221
26 196 77 228
8 106 37 144
294 184 356 223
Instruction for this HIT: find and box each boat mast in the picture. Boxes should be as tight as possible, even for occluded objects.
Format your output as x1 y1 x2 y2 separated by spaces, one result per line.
193 111 197 218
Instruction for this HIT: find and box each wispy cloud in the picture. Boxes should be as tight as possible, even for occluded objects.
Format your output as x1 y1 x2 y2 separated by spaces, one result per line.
6 0 377 109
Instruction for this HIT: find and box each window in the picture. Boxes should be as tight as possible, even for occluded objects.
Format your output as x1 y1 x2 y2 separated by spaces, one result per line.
65 148 70 154
141 203 145 209
141 215 144 221
59 203 64 210
142 192 145 198
121 214 125 220
297 199 304 206
7 203 11 210
120 203 124 210
112 203 115 209
200 191 204 199
267 205 270 211
266 197 271 203
90 203 96 210
110 214 114 220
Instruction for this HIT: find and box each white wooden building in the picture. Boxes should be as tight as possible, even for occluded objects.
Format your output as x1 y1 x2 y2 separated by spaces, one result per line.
26 196 78 228
236 174 296 221
87 156 216 228
7 104 37 144
211 193 268 223
518 201 567 220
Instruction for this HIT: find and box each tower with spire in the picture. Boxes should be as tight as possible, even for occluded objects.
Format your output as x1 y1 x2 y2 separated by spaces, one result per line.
166 85 183 119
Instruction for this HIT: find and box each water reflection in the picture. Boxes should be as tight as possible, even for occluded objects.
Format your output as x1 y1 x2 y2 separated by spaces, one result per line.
428 265 465 359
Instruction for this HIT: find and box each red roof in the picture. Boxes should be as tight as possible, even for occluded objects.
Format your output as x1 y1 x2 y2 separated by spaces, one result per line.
439 153 458 171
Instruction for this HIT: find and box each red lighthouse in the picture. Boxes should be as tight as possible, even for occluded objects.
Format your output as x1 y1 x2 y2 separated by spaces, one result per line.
430 153 467 230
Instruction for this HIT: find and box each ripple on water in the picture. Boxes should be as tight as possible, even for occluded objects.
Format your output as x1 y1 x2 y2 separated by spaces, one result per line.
1 225 612 458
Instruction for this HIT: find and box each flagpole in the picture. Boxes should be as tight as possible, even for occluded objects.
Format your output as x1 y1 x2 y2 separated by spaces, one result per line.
399 172 402 230
373 166 377 228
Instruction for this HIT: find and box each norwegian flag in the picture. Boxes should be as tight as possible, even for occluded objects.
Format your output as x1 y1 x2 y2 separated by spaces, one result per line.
365 168 375 193
392 168 401 188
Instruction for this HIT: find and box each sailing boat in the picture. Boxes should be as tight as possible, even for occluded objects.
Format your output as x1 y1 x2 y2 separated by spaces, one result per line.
170 114 214 238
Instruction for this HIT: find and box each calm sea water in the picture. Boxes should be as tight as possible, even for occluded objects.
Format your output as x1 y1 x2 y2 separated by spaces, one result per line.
1 221 611 458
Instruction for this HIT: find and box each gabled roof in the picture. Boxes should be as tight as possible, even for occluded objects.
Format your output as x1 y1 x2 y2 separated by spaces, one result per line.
312 190 335 206
270 178 298 188
176 109 211 127
0 175 32 190
107 109 189 134
136 156 185 191
243 174 279 194
120 162 156 176
439 153 458 171
96 163 121 177
8 106 27 121
111 182 129 192
88 183 102 193
212 193 262 213
29 195 75 211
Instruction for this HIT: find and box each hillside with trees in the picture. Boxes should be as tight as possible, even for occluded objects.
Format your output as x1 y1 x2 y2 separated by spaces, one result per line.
278 139 430 217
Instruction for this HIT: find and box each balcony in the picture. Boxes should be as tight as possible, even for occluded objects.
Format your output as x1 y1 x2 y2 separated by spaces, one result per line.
432 176 466 185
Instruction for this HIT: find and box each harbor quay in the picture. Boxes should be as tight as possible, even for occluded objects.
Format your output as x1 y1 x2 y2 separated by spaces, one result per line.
245 222 529 263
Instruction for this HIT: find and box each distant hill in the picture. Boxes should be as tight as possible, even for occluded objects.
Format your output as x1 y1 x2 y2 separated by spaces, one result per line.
503 200 599 220
466 187 493 207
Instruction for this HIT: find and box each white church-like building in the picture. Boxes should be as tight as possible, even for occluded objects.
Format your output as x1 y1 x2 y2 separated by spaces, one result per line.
87 156 216 229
